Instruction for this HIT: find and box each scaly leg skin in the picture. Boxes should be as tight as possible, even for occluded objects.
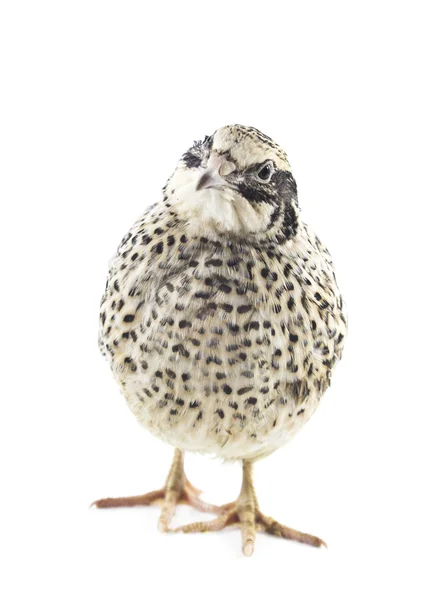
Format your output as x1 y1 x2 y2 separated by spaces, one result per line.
172 460 327 556
91 449 224 532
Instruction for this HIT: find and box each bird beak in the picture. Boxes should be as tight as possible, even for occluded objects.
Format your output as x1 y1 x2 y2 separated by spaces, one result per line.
196 154 235 191
196 170 226 191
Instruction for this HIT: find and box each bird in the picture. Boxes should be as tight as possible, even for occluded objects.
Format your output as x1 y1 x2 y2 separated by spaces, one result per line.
92 124 347 556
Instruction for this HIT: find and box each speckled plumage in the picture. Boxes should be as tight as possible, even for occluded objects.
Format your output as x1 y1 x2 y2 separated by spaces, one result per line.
98 125 347 462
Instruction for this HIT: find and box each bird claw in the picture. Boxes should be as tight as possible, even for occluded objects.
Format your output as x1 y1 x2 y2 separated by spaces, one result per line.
170 498 326 555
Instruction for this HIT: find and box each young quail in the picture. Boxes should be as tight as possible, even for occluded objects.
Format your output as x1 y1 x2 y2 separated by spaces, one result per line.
92 125 347 556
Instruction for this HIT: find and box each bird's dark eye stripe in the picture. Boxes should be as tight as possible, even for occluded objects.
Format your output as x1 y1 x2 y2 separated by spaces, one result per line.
237 169 296 205
182 135 214 168
182 150 202 169
203 134 214 150
237 182 276 204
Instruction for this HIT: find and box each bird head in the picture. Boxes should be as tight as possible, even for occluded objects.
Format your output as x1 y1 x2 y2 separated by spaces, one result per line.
166 125 299 241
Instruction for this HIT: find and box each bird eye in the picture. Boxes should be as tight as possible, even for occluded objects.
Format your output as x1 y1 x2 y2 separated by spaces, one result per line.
257 161 274 182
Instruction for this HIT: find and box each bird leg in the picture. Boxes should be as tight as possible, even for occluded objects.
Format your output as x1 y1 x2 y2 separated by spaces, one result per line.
91 449 223 531
172 460 326 556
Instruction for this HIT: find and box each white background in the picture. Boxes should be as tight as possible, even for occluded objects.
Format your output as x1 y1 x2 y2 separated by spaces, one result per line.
1 1 443 598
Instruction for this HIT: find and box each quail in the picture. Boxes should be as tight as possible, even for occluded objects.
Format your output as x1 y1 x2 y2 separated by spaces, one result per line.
92 124 347 556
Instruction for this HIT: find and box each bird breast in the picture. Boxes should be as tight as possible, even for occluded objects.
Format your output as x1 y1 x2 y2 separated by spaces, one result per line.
98 206 346 459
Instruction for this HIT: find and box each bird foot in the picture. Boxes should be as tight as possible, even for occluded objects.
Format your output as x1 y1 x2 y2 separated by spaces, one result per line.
91 478 224 531
171 461 326 556
90 450 223 531
172 503 326 556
